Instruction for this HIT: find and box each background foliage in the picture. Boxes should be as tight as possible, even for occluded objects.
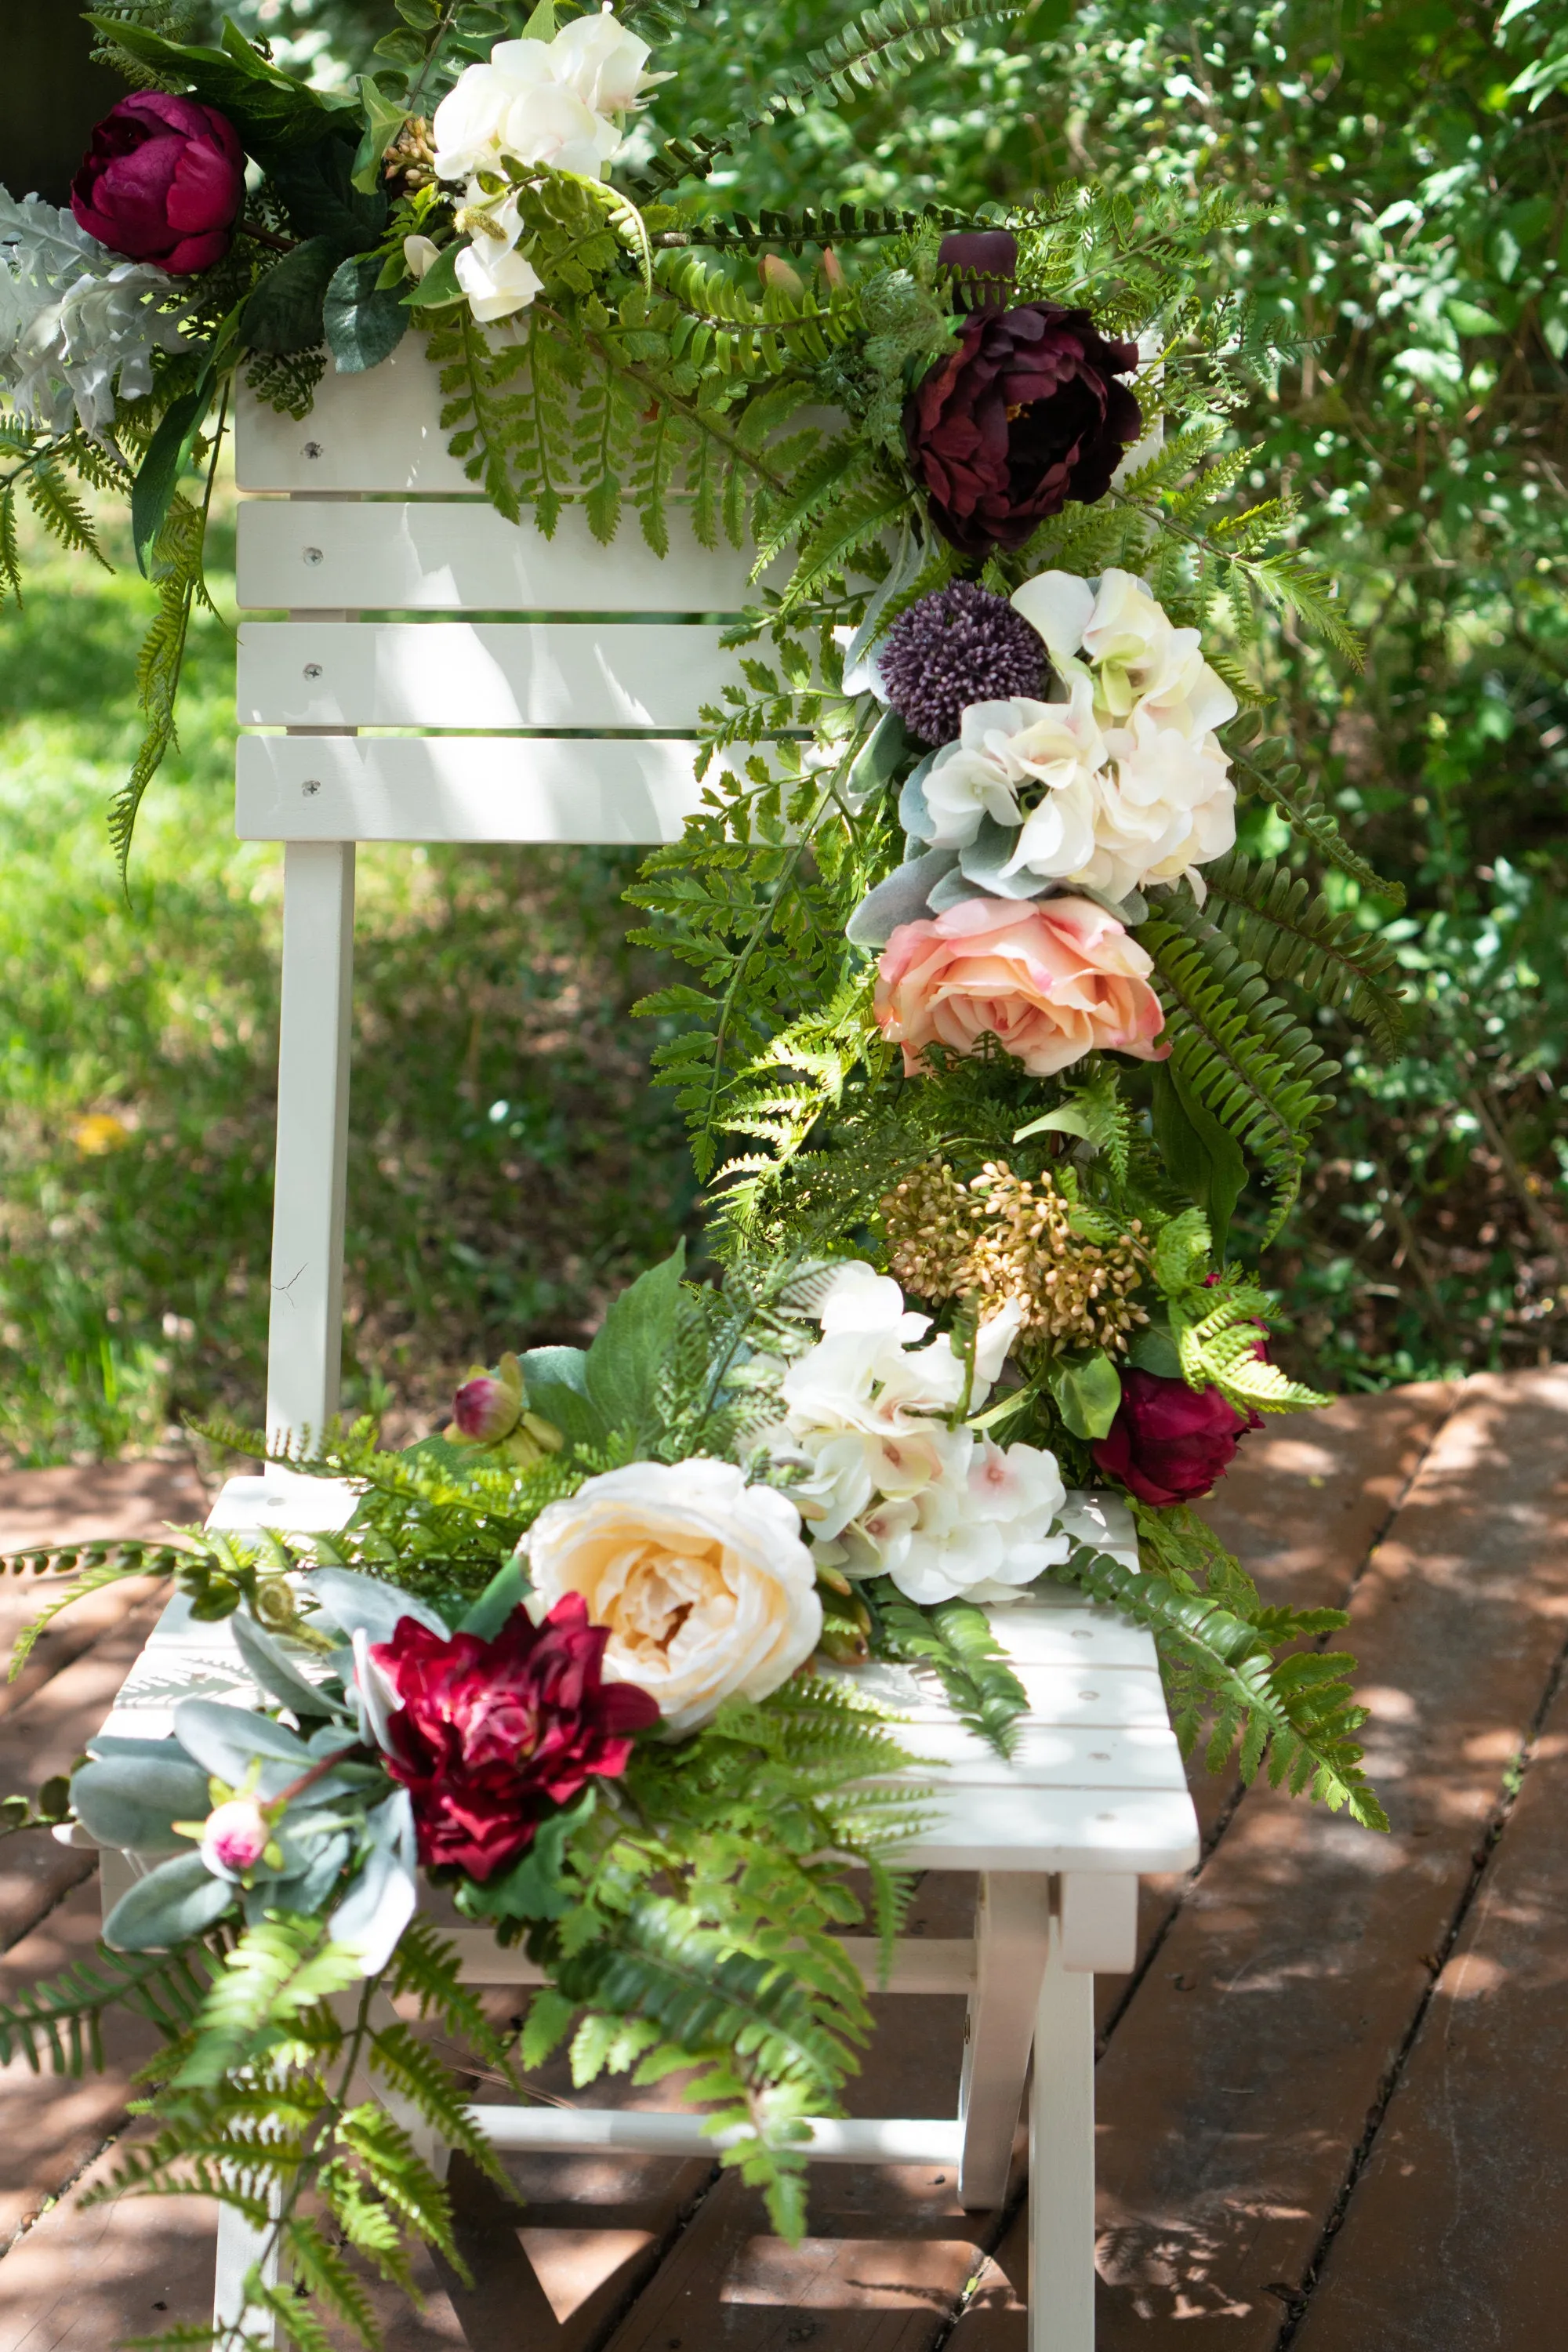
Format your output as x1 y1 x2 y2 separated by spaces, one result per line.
3 0 1565 1461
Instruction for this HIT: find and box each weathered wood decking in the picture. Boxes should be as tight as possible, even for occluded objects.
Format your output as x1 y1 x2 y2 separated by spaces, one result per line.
1 1373 1564 2351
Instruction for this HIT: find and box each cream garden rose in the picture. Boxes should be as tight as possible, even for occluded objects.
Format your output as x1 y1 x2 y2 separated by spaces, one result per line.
524 1459 821 1734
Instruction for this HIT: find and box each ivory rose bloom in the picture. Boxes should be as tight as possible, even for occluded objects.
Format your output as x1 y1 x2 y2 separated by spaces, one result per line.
874 894 1168 1079
525 1460 821 1735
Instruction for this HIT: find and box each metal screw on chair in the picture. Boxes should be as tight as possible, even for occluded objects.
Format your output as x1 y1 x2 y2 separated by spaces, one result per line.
303 663 322 679
303 441 323 459
303 779 321 797
303 546 324 566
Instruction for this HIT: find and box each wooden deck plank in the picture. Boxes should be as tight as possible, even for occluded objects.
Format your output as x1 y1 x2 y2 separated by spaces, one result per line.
1074 1367 1568 2343
1094 1381 1459 2038
1286 1643 1568 2348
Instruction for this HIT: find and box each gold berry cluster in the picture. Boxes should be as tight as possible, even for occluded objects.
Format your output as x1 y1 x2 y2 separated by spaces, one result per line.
880 1159 1149 1352
383 118 437 194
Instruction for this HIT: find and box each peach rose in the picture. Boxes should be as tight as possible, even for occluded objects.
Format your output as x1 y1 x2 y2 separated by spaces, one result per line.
873 892 1168 1077
524 1460 821 1735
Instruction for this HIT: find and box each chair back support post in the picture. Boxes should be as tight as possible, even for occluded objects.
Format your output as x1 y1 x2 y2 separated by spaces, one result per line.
266 839 356 1448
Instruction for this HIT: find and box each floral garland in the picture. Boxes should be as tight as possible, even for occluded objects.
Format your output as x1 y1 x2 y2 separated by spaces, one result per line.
0 3 1410 2338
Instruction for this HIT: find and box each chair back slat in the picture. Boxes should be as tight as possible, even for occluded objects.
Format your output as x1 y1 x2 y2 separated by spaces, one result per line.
237 495 768 615
236 734 717 844
238 348 490 494
238 619 742 730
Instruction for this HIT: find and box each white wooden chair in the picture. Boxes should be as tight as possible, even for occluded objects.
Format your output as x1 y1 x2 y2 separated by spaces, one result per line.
86 350 1200 2349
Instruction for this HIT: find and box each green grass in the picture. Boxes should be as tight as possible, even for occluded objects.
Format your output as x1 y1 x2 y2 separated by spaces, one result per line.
0 505 699 1465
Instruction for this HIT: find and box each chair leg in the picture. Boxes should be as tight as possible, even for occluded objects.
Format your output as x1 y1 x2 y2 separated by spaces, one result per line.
956 1871 1052 2209
1028 1913 1096 2352
214 2188 285 2345
266 838 356 1450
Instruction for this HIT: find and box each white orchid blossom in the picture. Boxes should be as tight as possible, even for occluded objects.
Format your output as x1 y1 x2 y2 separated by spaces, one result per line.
779 1265 1065 1606
454 189 544 323
431 12 661 183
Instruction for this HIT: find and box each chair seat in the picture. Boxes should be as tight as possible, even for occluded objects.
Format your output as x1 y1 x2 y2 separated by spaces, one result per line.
86 1479 1199 1881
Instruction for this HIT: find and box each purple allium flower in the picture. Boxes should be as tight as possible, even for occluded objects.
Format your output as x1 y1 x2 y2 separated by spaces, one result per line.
878 582 1049 747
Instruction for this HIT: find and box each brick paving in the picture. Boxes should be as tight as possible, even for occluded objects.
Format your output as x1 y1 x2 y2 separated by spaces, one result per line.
0 1381 1563 2350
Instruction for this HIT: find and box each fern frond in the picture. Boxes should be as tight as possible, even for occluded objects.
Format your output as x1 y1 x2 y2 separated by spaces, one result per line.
1054 1541 1387 1829
1139 894 1339 1239
1200 849 1408 1059
0 1941 215 2074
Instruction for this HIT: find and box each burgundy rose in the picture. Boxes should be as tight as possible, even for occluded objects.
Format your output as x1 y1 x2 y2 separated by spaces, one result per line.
370 1595 659 1882
1091 1368 1263 1506
71 94 245 278
905 303 1142 557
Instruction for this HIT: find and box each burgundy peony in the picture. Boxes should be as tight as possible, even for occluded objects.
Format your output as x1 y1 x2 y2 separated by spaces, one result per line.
905 303 1142 557
370 1595 660 1881
71 94 245 278
938 228 1018 311
1091 1369 1262 1507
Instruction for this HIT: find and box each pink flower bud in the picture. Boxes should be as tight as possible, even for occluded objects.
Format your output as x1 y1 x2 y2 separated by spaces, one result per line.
760 252 805 299
203 1796 270 1874
452 1372 523 1443
820 247 846 290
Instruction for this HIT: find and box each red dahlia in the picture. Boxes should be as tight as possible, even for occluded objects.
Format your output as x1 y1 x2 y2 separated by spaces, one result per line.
370 1594 659 1881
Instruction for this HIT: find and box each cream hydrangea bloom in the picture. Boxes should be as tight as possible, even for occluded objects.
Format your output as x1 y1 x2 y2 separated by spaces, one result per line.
978 564 1240 901
920 675 1105 874
524 1459 820 1735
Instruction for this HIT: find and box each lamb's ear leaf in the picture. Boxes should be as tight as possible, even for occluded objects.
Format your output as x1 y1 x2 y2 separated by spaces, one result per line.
71 1755 211 1854
230 1610 336 1718
103 1852 236 1952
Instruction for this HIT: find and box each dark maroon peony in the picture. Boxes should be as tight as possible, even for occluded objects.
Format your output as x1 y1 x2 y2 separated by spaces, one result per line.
938 228 1018 310
905 303 1142 557
370 1595 659 1882
71 94 245 278
1091 1369 1263 1507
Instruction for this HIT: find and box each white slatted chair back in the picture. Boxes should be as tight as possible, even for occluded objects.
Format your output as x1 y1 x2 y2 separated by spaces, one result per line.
235 347 761 1443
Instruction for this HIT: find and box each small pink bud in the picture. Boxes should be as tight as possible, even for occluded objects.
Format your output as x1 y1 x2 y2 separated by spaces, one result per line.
819 246 846 290
203 1796 270 1874
760 252 804 299
452 1372 523 1443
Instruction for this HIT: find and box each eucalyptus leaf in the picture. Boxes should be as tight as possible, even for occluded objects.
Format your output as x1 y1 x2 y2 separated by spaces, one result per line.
844 707 907 804
304 1566 448 1648
845 847 956 947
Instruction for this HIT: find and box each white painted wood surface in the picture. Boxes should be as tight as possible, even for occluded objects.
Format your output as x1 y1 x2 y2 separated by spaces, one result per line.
237 347 474 494
238 619 742 728
1030 1921 1098 2352
236 732 714 845
267 843 354 1445
957 1873 1054 2208
238 497 768 614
